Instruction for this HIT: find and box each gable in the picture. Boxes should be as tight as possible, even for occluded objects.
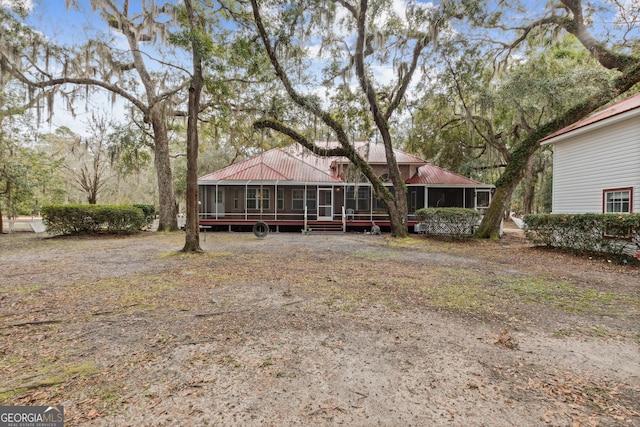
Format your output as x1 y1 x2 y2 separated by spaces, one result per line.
541 92 640 145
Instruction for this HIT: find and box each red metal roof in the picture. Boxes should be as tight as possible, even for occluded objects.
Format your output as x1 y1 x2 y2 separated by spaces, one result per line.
199 141 488 187
541 92 640 143
406 164 482 185
199 147 341 183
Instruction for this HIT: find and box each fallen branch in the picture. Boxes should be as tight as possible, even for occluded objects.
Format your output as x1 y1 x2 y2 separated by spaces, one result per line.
90 303 140 316
2 319 63 329
0 377 66 395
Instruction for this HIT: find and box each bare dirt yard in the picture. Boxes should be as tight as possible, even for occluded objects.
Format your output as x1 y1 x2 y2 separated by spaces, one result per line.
1 227 639 426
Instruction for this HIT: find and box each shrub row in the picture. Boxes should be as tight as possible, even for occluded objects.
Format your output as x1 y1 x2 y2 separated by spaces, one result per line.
523 213 640 260
42 204 149 235
415 208 483 237
132 204 156 226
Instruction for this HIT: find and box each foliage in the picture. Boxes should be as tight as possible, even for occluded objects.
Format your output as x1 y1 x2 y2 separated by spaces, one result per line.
132 204 156 225
415 208 483 237
42 204 145 235
524 214 640 262
248 0 472 237
0 136 59 217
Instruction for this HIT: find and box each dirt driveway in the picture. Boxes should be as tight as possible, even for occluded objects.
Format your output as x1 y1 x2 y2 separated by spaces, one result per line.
0 229 639 426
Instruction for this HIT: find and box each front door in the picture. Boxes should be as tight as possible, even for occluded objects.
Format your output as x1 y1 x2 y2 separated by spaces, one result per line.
318 188 333 221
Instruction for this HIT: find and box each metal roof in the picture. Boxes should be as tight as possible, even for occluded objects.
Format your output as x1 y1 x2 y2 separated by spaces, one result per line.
199 147 341 183
406 164 483 185
541 92 640 144
199 142 490 187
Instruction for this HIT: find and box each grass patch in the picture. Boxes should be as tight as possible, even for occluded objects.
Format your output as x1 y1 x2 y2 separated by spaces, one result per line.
352 249 402 261
0 360 99 401
499 277 640 315
0 284 40 295
426 283 489 312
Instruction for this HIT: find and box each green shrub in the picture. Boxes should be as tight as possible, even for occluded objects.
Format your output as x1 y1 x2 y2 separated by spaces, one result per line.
523 213 640 261
41 204 146 236
415 208 483 237
133 204 156 226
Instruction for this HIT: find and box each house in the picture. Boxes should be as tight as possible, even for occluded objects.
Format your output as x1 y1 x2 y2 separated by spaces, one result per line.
197 141 494 232
540 92 640 214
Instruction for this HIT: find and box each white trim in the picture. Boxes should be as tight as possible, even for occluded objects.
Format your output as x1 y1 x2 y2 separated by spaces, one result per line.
317 187 333 221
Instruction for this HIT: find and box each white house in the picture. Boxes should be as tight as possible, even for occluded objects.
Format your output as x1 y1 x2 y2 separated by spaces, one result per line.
540 92 640 214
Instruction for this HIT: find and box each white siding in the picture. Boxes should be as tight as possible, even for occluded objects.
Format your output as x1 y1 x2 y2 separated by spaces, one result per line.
551 115 640 213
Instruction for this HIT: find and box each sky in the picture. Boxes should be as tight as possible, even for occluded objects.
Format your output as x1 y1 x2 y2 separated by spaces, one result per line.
4 0 638 137
16 0 131 136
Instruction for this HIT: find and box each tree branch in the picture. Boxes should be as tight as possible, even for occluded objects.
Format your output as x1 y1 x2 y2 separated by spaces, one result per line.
1 53 149 113
254 119 347 157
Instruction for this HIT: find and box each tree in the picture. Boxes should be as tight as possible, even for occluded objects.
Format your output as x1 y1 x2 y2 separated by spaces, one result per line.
468 0 640 238
0 121 58 232
250 0 460 237
0 0 186 230
62 115 117 205
0 1 56 231
410 35 616 211
179 0 208 253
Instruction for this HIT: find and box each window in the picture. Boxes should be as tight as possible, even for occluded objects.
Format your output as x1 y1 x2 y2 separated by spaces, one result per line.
476 190 491 209
247 188 270 210
346 186 370 211
604 188 631 213
233 189 239 210
292 189 316 210
292 189 304 210
603 188 633 238
277 188 284 210
306 189 316 210
409 190 418 213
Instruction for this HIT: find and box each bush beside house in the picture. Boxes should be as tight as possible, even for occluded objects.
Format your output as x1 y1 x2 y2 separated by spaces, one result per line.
415 208 483 237
523 213 640 262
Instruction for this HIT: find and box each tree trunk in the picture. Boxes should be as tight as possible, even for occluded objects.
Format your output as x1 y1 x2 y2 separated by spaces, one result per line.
522 159 536 215
182 0 203 253
151 112 178 232
386 195 409 238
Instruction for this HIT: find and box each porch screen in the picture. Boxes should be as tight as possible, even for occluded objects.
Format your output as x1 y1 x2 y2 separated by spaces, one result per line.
346 186 370 211
247 188 270 210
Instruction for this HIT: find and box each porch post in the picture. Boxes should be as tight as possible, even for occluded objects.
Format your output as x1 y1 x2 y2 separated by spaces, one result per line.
275 181 278 221
245 181 249 220
370 184 373 222
202 185 207 219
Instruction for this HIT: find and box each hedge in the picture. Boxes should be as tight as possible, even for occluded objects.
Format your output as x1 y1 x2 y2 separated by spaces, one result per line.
132 204 156 226
523 213 640 261
415 208 483 237
41 204 146 235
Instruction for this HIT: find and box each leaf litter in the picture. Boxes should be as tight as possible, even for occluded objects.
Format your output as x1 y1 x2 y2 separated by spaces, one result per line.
0 229 638 426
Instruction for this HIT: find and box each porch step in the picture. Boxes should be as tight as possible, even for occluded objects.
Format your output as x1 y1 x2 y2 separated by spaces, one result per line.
306 222 344 234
